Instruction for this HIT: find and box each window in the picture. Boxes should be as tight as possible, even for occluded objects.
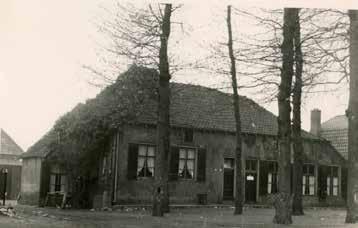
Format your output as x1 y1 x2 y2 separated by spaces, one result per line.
224 159 235 169
137 145 155 178
267 162 278 194
50 173 66 192
179 148 196 179
303 164 315 195
183 129 193 143
259 161 278 195
327 166 339 196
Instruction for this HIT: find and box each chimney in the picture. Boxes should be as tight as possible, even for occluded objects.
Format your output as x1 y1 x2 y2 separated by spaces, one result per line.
310 109 321 136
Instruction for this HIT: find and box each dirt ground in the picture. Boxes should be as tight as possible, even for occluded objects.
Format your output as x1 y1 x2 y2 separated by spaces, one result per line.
1 205 357 228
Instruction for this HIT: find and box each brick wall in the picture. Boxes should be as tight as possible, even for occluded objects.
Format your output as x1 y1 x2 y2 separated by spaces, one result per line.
110 124 345 206
19 158 42 205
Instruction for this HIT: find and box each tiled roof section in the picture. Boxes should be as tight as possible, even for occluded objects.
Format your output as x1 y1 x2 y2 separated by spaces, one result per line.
21 126 58 159
321 129 348 159
23 81 322 159
0 129 24 156
321 115 348 159
321 115 348 130
139 83 320 139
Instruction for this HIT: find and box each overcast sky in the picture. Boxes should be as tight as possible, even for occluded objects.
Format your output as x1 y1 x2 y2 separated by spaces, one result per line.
0 0 356 151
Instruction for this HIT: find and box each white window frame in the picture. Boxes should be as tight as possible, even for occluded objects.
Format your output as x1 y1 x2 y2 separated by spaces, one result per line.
326 166 339 196
137 145 155 178
302 164 315 196
178 147 196 180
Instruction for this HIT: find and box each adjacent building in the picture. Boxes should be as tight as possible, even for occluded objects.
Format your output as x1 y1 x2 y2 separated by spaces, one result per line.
0 128 23 200
312 109 348 159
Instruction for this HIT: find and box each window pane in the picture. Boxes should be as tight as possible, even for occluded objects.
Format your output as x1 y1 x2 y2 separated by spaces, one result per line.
179 149 186 158
333 177 338 186
179 160 185 170
268 173 272 184
178 169 184 177
147 157 154 168
187 160 194 170
303 176 306 185
147 168 154 177
61 175 66 185
137 167 144 177
268 183 272 194
147 146 155 157
138 146 146 156
188 170 194 179
309 186 314 195
302 185 305 195
50 175 56 186
333 186 338 196
327 177 331 195
50 184 55 192
309 176 315 185
187 149 195 159
138 157 145 168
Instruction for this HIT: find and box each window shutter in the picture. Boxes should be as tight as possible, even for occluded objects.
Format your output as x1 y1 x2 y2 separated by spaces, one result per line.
127 144 138 180
341 167 347 199
272 172 278 193
169 147 179 181
259 162 268 195
196 148 206 182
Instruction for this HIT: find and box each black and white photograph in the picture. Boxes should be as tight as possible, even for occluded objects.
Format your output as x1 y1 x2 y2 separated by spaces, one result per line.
1 0 358 227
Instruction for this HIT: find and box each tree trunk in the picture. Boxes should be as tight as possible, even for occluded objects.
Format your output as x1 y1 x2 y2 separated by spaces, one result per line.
273 8 297 225
345 10 358 223
226 5 244 215
152 4 171 217
292 8 304 216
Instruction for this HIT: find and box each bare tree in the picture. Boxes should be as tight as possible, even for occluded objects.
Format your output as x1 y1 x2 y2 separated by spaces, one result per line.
226 5 244 215
273 8 298 225
86 2 185 215
345 9 358 224
232 8 349 103
152 3 172 217
292 8 304 216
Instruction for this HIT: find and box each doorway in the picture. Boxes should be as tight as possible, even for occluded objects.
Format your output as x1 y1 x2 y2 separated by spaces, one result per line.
318 166 328 202
223 158 235 200
245 160 257 203
245 172 257 203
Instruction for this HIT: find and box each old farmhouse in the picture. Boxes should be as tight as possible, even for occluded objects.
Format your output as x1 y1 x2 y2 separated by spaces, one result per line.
19 67 347 208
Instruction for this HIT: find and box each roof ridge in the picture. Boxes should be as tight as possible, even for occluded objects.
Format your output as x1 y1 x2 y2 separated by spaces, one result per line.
322 114 346 123
0 128 24 155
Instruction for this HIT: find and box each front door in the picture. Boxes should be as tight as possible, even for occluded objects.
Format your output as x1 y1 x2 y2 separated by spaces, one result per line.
245 172 257 203
223 158 235 200
318 166 328 202
245 160 257 203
